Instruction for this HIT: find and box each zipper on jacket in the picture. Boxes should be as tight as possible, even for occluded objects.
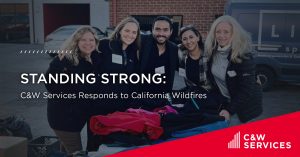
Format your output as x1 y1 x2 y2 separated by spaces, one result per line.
122 50 127 66
218 104 223 112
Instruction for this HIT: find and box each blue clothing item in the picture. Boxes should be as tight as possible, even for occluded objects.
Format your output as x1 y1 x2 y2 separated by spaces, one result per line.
152 120 229 144
171 120 229 138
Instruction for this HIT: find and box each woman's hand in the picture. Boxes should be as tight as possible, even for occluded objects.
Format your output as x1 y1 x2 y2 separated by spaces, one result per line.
219 109 231 121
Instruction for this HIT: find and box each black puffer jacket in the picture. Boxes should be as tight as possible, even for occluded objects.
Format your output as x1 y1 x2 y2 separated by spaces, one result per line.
207 51 263 122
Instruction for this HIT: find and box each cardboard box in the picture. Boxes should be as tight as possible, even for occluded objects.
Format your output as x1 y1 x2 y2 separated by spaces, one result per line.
0 136 27 157
28 136 59 157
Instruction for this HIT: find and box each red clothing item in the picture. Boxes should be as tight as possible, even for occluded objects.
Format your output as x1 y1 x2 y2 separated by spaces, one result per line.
90 110 163 140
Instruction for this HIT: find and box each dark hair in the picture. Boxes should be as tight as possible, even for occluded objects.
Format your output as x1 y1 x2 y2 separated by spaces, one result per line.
152 16 173 30
179 25 204 50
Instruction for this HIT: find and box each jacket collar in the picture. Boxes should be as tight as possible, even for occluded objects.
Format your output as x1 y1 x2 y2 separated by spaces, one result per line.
109 39 123 54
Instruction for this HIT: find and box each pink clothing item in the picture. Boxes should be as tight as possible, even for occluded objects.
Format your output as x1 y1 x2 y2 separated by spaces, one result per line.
126 108 158 115
153 105 178 115
90 110 163 140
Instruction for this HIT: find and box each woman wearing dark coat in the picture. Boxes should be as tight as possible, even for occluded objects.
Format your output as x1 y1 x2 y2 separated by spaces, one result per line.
87 17 141 151
45 26 101 155
176 25 225 116
205 15 263 123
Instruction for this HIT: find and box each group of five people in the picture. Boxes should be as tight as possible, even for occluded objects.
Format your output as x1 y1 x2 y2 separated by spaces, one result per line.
45 15 262 156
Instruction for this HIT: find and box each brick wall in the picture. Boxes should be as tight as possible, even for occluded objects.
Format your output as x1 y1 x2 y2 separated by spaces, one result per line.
109 0 227 37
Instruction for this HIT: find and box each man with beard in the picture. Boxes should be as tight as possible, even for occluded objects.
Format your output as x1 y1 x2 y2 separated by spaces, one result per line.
138 16 178 109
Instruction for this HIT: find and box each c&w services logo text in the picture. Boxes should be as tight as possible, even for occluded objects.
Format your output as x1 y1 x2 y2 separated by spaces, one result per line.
228 132 292 149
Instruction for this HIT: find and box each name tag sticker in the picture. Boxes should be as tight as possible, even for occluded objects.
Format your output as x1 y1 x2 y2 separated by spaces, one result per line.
179 68 186 77
112 54 122 64
227 70 237 77
155 66 165 74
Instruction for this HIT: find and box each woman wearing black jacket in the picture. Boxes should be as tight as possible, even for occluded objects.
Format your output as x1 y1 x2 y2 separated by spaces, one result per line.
45 26 101 155
87 17 141 151
178 25 208 89
176 25 226 116
205 15 262 123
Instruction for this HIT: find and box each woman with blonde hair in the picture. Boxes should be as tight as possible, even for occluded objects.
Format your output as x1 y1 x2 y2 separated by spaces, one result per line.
45 26 101 155
205 15 262 123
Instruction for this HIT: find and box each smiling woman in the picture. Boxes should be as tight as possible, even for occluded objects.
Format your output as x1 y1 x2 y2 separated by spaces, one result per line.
178 25 207 88
120 22 138 50
44 26 102 156
87 17 142 151
205 15 262 123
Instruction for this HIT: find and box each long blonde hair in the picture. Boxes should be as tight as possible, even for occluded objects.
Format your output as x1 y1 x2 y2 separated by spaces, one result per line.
205 15 252 63
61 26 100 66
